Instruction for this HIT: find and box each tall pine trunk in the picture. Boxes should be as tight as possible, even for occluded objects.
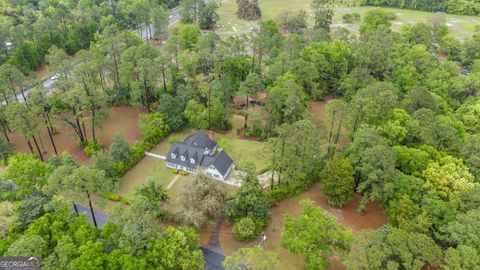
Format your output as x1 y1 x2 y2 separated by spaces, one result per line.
44 116 58 155
72 202 79 213
86 190 98 228
91 107 96 141
244 96 249 128
31 135 44 161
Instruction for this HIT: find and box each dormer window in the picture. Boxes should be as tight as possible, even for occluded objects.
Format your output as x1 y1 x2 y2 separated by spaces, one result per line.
190 158 195 164
170 153 177 159
180 155 186 161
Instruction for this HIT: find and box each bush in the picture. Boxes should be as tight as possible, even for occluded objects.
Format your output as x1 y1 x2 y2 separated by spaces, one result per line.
342 13 361 23
139 112 171 145
83 139 103 157
172 168 179 174
232 217 263 241
108 134 131 164
266 179 309 204
103 191 120 201
128 141 149 168
180 170 189 176
102 191 130 204
114 161 126 176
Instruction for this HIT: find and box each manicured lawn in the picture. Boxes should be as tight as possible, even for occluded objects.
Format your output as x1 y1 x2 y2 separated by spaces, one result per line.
116 129 195 199
215 0 480 40
114 113 265 211
215 132 268 173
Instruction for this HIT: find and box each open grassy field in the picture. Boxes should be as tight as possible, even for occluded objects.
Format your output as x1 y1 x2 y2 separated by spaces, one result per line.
215 0 480 40
333 6 480 40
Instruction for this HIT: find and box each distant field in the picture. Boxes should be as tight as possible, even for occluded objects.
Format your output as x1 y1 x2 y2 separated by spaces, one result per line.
333 6 480 40
214 0 480 40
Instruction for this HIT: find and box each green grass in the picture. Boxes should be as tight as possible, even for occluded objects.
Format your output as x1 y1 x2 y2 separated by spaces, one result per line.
214 0 480 40
116 129 195 199
115 117 263 203
333 6 480 40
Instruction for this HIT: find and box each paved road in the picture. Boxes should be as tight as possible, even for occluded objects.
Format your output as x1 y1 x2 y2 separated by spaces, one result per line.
12 6 183 105
74 203 108 229
73 203 226 269
136 6 182 41
201 247 225 270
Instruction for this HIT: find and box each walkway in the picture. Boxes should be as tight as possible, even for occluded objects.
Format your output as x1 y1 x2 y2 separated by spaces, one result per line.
145 151 166 160
166 174 181 190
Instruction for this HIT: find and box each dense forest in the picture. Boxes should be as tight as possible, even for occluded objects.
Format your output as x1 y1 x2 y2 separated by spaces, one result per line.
362 0 480 16
0 0 180 75
1 0 480 269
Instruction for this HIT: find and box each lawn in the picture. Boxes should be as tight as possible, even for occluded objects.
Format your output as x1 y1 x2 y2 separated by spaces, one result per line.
114 112 266 208
215 0 480 40
333 6 480 40
116 128 195 199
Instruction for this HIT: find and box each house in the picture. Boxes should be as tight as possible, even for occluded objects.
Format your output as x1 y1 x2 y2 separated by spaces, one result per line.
232 92 268 108
165 132 234 181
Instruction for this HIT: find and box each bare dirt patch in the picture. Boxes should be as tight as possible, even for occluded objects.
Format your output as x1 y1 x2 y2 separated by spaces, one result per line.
9 106 145 164
217 182 387 270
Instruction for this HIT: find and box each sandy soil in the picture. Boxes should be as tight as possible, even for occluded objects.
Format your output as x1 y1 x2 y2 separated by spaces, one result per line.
212 182 387 270
8 106 146 164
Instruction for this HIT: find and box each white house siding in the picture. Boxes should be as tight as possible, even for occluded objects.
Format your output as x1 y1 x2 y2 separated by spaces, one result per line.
205 166 224 181
166 162 194 173
224 165 233 180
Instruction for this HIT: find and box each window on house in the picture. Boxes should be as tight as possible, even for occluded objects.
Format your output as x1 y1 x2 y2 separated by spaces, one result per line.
170 153 176 159
180 155 185 161
190 158 195 164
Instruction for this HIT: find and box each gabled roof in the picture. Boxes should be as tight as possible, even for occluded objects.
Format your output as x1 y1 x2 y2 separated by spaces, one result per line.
165 142 205 169
183 132 217 150
201 150 233 176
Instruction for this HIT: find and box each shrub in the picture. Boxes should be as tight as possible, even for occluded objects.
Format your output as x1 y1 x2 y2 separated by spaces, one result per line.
103 191 120 201
128 141 149 168
172 168 179 174
114 161 126 176
139 112 171 145
119 196 130 204
180 170 189 176
102 191 129 204
342 13 361 23
83 139 103 157
266 180 309 204
108 134 131 164
232 217 263 241
236 0 262 21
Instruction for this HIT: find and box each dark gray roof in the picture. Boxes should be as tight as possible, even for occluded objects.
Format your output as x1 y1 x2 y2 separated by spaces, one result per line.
166 142 206 170
202 150 233 176
184 132 217 150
